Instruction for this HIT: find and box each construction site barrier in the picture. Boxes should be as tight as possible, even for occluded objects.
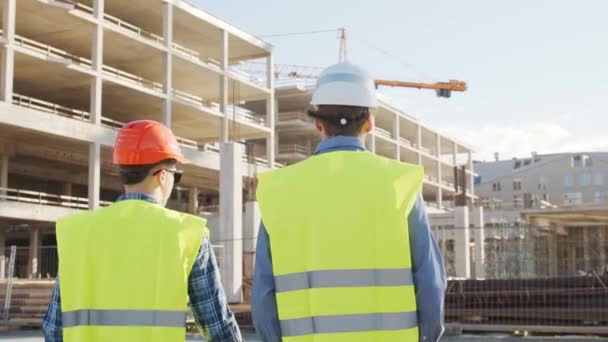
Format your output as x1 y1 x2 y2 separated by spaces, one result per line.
434 225 608 334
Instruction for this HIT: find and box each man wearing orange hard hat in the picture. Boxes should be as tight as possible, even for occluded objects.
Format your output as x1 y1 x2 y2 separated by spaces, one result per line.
43 120 243 342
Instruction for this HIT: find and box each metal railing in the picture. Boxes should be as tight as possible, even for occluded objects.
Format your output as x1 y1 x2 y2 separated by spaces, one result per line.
13 34 92 67
0 187 111 209
12 29 166 95
398 137 413 147
209 103 266 125
12 93 217 153
228 66 265 87
278 144 310 155
59 0 164 44
102 65 164 92
278 111 312 123
374 127 392 139
274 78 317 88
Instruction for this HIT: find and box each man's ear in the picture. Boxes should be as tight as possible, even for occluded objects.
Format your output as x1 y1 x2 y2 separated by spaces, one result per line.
363 112 373 133
315 119 324 134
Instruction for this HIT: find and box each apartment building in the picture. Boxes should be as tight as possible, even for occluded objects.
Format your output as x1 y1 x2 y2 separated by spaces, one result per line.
476 152 608 224
0 0 274 301
473 152 608 278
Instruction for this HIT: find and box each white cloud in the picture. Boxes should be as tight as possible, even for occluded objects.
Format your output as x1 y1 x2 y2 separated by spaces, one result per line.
442 121 606 161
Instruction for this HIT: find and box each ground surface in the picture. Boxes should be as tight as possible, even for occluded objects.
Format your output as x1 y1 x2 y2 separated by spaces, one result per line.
0 331 606 341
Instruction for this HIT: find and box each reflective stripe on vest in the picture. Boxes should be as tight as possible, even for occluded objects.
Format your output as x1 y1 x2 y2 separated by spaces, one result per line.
57 200 207 342
281 311 418 337
257 151 423 341
275 268 413 293
63 309 187 328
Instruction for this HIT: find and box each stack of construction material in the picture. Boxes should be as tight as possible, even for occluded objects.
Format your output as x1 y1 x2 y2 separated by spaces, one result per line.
445 275 608 328
0 281 54 330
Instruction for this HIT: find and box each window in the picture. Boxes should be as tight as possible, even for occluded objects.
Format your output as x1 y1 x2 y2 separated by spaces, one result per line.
564 175 573 187
595 191 606 204
523 193 534 209
524 159 531 166
594 173 604 186
513 195 522 208
572 154 592 168
538 176 547 190
492 182 501 192
513 179 522 191
580 174 591 186
564 192 583 205
514 161 522 169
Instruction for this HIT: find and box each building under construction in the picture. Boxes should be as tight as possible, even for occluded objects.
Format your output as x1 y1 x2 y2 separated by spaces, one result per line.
0 0 480 299
0 0 275 302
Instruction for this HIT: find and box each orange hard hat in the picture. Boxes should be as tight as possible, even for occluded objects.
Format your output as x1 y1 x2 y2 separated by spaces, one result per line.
112 120 188 165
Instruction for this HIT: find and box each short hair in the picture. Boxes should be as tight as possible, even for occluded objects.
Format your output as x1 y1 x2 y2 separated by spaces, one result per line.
118 159 176 185
308 105 370 137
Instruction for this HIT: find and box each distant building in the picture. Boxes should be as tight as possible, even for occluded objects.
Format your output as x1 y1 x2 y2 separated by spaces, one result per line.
476 152 608 225
473 152 608 278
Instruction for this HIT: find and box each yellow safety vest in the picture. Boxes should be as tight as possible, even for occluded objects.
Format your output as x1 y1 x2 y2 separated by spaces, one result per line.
56 200 206 342
257 151 423 342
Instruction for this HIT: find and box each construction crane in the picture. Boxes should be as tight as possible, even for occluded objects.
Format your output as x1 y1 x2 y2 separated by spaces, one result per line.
240 62 467 98
249 28 467 98
374 79 467 98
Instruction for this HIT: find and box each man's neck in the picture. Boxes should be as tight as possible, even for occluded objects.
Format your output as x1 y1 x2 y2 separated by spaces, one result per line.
123 187 163 204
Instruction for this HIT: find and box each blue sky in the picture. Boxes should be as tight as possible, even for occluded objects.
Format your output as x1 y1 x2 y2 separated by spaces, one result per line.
194 0 608 160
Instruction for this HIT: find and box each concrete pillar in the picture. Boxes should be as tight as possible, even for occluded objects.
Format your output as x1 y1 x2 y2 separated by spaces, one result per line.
583 227 591 272
453 142 458 166
599 227 606 271
366 134 376 153
0 155 7 199
0 228 5 279
393 114 400 160
454 207 471 278
219 142 243 303
436 133 442 209
243 201 261 278
88 143 101 209
265 54 275 167
416 124 422 165
188 187 199 215
472 206 485 278
548 226 559 277
63 183 73 196
162 2 173 126
468 151 475 200
219 29 229 142
90 0 104 125
29 227 40 279
1 0 16 102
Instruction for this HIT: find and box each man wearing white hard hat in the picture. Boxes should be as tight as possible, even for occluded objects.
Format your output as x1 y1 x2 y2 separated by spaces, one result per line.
252 62 446 342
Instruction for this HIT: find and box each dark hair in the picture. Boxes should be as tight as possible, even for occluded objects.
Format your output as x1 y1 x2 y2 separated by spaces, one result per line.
308 105 370 137
118 159 177 185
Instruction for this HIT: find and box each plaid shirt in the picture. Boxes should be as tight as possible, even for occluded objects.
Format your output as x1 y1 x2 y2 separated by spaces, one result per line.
42 193 243 341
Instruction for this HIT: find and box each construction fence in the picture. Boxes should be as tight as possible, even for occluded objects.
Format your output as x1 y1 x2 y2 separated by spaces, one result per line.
1 226 607 334
433 225 608 334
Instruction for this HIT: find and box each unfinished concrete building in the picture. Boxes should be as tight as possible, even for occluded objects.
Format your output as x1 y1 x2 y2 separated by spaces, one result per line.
0 0 275 301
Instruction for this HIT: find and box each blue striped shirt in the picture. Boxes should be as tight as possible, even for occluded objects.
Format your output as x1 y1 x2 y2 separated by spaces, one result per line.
43 192 243 342
252 136 447 342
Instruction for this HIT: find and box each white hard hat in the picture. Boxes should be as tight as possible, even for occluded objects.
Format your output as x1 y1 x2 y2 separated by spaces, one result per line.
311 62 377 108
